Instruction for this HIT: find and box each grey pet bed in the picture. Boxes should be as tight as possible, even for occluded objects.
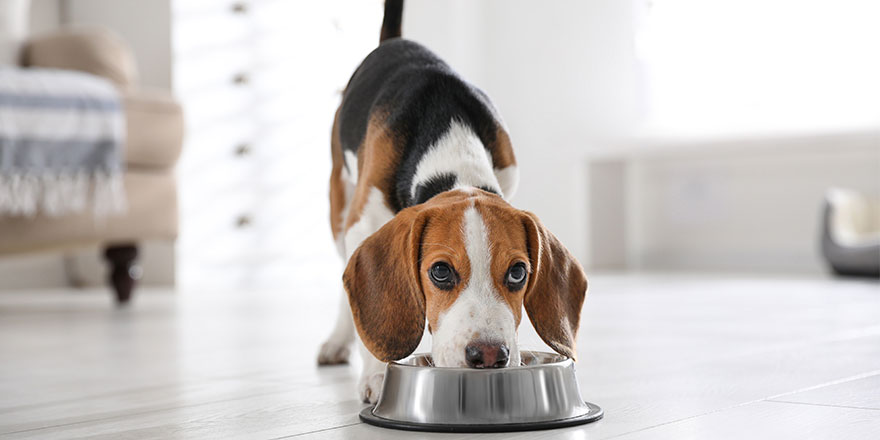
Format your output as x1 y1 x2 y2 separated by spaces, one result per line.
821 189 880 278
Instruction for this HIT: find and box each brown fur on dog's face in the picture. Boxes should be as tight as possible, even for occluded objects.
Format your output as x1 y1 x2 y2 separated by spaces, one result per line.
414 200 472 335
344 189 587 365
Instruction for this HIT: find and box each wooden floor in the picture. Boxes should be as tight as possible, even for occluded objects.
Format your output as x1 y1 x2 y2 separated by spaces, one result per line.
1 273 878 439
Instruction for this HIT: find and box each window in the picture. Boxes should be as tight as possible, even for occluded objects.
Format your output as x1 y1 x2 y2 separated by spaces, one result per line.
637 0 880 138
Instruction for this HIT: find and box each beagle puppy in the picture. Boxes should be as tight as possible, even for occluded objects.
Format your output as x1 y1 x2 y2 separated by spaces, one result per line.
317 0 587 404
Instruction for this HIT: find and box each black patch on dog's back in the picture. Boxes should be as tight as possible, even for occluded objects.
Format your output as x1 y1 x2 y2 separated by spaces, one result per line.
478 186 499 196
412 173 456 205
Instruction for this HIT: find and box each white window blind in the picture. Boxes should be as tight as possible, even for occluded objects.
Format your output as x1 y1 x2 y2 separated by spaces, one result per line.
173 0 383 289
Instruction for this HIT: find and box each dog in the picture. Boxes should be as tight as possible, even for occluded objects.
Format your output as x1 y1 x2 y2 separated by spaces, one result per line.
317 0 588 404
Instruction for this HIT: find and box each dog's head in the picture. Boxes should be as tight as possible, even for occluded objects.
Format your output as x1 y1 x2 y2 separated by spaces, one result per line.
343 189 587 368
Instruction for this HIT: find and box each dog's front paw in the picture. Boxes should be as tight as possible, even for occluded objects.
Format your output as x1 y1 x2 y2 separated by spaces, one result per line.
358 372 385 404
317 339 351 365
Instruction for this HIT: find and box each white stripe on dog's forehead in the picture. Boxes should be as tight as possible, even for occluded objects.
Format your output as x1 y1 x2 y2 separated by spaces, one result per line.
463 206 492 287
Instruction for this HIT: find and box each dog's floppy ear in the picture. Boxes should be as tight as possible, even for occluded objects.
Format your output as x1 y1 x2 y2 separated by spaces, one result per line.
343 207 428 362
521 211 587 361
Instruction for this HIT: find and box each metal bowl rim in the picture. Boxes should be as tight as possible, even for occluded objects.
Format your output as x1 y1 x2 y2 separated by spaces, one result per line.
361 401 604 432
390 351 572 372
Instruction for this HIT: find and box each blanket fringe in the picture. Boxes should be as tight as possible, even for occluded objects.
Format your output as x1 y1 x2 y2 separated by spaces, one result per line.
0 171 127 217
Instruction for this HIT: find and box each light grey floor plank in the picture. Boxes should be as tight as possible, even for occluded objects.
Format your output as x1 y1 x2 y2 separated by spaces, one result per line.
613 400 880 440
0 376 350 435
2 373 362 439
770 373 880 410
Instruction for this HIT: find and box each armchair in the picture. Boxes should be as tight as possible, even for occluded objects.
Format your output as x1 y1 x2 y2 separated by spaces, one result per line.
0 27 183 303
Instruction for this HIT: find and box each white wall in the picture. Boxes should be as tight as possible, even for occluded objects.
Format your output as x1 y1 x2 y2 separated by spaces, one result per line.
28 0 60 34
62 0 173 89
27 0 172 89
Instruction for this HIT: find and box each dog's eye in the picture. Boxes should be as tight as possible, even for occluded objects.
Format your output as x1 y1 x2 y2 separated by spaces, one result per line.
429 262 455 289
506 263 527 289
431 263 451 281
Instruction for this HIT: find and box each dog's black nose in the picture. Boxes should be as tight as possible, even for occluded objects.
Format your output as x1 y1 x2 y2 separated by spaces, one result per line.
465 342 510 368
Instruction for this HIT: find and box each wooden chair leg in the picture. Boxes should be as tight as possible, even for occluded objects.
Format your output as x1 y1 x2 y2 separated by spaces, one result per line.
104 244 140 305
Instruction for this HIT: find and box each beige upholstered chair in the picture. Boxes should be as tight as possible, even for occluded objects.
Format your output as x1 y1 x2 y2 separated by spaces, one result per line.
0 27 184 303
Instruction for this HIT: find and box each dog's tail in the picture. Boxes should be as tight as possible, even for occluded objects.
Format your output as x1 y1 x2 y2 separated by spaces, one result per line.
380 0 404 43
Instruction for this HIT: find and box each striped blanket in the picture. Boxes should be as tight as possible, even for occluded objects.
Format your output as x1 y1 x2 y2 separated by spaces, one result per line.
0 67 125 216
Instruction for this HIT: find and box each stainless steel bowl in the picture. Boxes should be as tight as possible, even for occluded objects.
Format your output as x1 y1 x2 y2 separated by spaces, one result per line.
359 351 603 432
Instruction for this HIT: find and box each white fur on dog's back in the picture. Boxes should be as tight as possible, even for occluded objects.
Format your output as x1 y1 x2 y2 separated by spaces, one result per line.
410 120 502 200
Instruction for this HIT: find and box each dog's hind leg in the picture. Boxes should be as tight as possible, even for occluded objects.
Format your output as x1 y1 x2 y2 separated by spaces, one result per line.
318 106 357 365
